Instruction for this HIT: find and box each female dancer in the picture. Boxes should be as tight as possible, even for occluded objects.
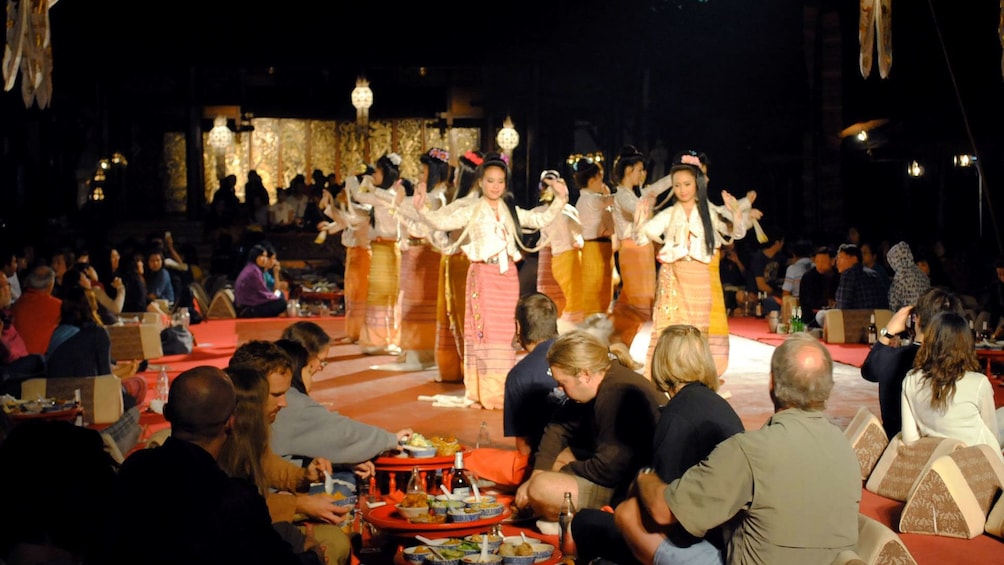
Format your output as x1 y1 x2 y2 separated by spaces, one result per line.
377 148 451 371
634 151 747 376
609 146 673 349
534 169 584 329
573 156 616 318
410 152 568 409
352 153 403 356
317 178 372 344
433 149 482 382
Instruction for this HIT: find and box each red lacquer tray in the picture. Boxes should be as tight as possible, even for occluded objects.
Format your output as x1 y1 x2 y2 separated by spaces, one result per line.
366 503 510 534
392 544 563 565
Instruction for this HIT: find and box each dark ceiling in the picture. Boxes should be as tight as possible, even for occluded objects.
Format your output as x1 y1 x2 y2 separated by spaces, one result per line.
2 0 1003 249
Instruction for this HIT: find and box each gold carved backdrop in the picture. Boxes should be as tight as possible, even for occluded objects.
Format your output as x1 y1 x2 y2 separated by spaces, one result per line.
162 118 480 210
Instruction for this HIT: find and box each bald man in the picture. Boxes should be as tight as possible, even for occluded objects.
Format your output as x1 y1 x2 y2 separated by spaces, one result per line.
614 334 861 565
110 366 320 565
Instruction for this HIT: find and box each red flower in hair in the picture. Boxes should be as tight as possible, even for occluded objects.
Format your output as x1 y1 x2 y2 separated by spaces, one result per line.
463 150 483 166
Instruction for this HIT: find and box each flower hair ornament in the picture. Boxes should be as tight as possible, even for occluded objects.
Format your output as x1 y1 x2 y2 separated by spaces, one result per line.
463 150 483 166
386 152 403 166
679 154 702 166
427 147 449 163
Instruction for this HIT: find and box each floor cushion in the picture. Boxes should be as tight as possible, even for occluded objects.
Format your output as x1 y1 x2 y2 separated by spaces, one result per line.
865 435 964 502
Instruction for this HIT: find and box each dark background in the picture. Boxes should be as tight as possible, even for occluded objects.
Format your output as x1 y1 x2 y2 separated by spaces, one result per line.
1 0 1001 265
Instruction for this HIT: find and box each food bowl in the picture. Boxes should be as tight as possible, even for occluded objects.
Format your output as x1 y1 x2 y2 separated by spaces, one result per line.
497 543 535 565
403 546 433 564
463 495 497 506
468 502 504 518
529 543 554 563
462 555 503 565
464 534 503 553
396 503 432 519
424 548 466 565
430 499 466 516
448 507 483 522
454 540 483 556
403 445 439 458
502 537 539 547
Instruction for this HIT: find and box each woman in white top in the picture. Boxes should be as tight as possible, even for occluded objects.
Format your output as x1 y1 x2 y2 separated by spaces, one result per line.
634 152 746 377
318 177 372 344
352 154 403 356
410 152 569 409
901 310 1003 460
573 157 616 318
609 146 673 349
534 169 584 329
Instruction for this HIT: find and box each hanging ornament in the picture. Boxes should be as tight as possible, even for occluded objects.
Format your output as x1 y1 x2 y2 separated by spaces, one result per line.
999 1 1004 79
3 0 57 108
859 0 892 79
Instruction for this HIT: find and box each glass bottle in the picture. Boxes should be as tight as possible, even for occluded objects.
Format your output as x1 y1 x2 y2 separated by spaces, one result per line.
476 421 492 449
406 466 425 494
157 367 170 403
558 491 576 559
754 292 763 318
866 313 877 345
450 451 472 498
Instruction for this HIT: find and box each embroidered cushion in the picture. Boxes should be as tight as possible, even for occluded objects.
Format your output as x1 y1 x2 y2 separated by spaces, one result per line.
855 513 917 564
865 435 964 502
844 407 889 481
986 491 1004 539
899 444 1004 539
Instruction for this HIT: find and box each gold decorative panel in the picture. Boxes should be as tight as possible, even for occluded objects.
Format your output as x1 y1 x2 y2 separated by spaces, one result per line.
163 132 187 213
194 117 481 206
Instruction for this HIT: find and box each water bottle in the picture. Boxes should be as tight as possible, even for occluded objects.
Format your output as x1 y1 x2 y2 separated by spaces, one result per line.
180 307 190 329
406 466 425 494
157 367 170 403
558 491 576 559
476 421 492 449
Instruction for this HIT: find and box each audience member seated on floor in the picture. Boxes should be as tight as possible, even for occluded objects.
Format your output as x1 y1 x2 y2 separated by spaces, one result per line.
975 256 1004 340
0 272 45 393
144 247 175 310
64 263 122 325
782 238 814 302
1 245 22 303
574 324 745 565
467 293 565 492
222 345 352 565
798 246 838 328
815 243 888 327
48 247 73 299
615 333 861 565
901 310 1003 461
273 321 410 467
745 229 785 315
860 287 964 439
10 264 61 355
514 330 665 523
234 243 288 318
886 241 931 313
0 419 118 565
109 366 323 565
120 252 162 315
45 285 145 455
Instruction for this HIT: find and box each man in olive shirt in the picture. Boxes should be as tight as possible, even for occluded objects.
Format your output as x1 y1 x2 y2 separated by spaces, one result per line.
618 333 860 565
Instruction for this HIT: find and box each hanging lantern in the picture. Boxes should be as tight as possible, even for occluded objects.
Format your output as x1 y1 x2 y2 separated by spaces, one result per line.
351 77 373 128
907 160 924 178
496 115 520 155
207 115 233 151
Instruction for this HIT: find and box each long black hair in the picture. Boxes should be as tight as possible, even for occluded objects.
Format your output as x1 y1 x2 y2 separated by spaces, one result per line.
373 153 401 189
670 157 715 256
454 150 484 201
421 147 452 197
612 145 646 197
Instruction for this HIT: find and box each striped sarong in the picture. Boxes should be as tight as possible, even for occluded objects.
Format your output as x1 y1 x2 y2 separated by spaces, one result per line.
359 240 400 351
645 258 714 377
398 244 440 350
343 246 371 341
707 251 730 376
611 238 655 348
536 247 565 314
464 261 519 410
580 239 614 316
551 249 583 325
436 253 469 382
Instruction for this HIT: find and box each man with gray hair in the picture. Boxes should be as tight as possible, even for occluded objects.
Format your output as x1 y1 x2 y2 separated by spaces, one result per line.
10 264 61 355
615 333 861 564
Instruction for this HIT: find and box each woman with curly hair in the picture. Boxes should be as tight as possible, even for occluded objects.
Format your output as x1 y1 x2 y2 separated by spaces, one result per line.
901 310 1002 460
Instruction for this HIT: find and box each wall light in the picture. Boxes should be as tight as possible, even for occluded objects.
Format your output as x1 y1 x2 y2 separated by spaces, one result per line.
856 130 868 142
496 115 520 156
351 77 373 129
207 116 233 151
953 154 977 167
907 160 924 178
